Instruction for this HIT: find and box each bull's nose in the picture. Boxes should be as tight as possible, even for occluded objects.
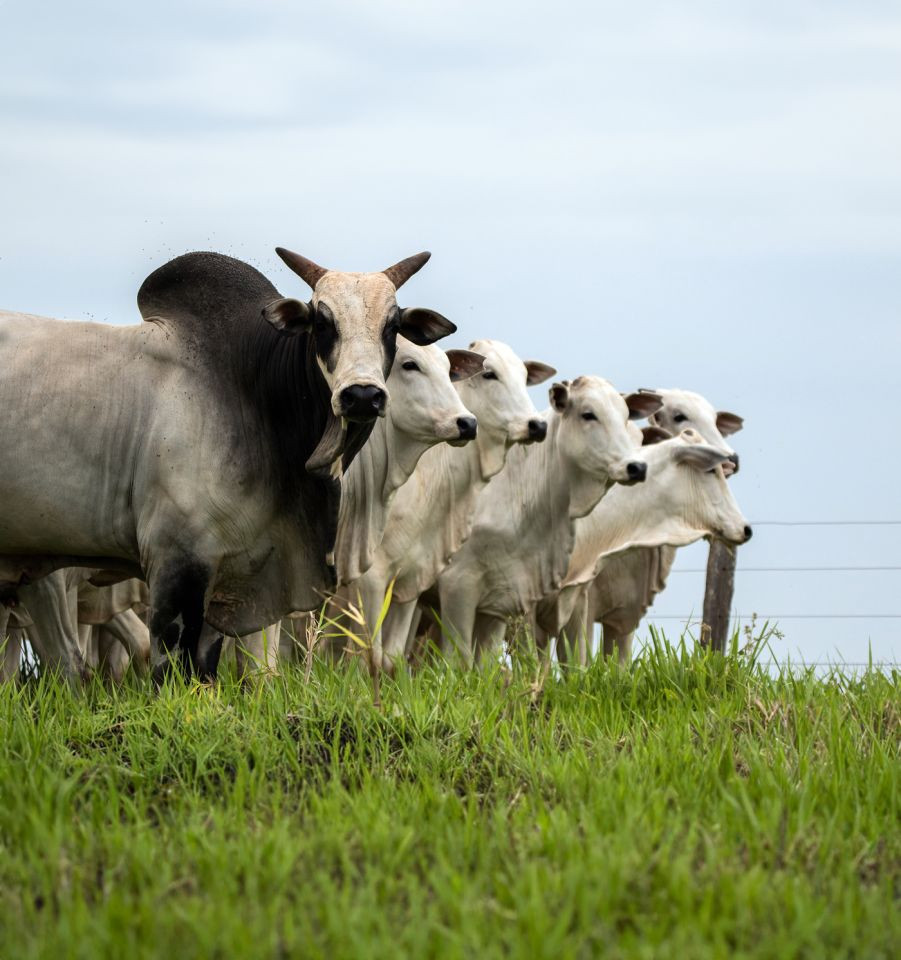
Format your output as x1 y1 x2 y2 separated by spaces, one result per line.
528 419 547 442
728 454 740 474
456 416 478 441
743 525 753 542
626 461 647 482
339 385 386 421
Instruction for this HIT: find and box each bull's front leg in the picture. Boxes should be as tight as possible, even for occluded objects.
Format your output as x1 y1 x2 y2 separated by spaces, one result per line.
147 553 218 684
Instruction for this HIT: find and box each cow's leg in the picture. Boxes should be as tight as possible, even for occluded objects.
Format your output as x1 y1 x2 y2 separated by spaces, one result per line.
96 628 130 684
602 625 634 663
18 574 89 682
436 564 485 669
147 557 215 683
473 613 507 667
235 624 281 676
1 624 21 682
100 609 151 675
557 589 591 667
380 599 418 674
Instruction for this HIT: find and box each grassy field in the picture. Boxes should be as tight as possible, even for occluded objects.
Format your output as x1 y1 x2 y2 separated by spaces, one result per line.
0 635 897 959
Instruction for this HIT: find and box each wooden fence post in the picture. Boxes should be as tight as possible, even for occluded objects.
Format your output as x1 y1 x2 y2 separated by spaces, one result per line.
701 540 736 652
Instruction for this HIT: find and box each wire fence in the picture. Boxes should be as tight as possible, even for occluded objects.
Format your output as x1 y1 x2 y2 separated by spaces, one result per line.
641 519 900 668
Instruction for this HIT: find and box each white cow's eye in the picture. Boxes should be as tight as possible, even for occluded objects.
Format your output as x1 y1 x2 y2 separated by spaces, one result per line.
673 413 688 423
401 360 420 372
482 371 498 381
581 411 597 422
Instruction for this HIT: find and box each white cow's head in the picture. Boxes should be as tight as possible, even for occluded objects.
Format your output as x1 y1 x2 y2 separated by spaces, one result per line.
641 388 744 474
265 249 456 422
551 377 661 486
647 430 752 544
386 338 484 446
454 339 556 444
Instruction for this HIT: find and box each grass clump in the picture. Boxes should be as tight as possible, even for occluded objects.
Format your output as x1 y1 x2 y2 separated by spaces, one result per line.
0 636 897 959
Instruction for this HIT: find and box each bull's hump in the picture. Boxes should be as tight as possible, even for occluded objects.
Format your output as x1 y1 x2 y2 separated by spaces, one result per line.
137 251 281 329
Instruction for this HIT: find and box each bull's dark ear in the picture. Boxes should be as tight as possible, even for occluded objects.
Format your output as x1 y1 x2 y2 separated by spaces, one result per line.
642 426 672 445
447 350 485 382
398 307 456 345
624 391 663 421
716 411 744 436
263 298 311 334
550 381 570 412
525 361 557 386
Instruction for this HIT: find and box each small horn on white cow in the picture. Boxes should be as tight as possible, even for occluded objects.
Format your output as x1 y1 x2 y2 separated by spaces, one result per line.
275 248 329 289
382 252 431 290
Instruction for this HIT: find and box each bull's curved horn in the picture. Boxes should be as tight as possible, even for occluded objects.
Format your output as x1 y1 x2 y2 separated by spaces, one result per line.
382 251 431 290
275 248 328 289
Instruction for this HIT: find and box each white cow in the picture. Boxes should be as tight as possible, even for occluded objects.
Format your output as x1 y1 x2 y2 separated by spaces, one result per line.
342 340 556 673
537 429 751 663
585 388 744 662
435 377 660 667
228 337 484 675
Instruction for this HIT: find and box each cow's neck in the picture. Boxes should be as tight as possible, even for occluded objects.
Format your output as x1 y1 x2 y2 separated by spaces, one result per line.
336 417 434 583
474 424 509 481
570 471 702 587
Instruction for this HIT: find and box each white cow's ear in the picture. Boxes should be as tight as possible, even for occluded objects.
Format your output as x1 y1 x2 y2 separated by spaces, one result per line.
447 350 486 382
399 307 456 345
642 426 672 445
524 361 557 386
624 391 663 421
672 442 730 471
550 381 570 412
716 411 744 436
262 298 311 333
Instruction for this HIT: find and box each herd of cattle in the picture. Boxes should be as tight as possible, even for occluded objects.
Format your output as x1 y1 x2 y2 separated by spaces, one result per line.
0 248 751 684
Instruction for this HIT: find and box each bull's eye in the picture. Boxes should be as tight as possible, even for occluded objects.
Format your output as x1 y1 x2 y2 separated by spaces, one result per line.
482 371 499 381
581 411 597 422
401 360 420 372
673 412 688 423
315 304 335 328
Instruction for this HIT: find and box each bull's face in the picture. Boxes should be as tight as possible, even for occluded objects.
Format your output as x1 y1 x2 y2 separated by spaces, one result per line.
265 249 456 422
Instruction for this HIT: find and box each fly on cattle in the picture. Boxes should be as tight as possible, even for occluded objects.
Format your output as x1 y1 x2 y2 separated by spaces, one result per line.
0 249 455 680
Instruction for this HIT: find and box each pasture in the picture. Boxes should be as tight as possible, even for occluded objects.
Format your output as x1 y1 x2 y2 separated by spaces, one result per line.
1 634 897 959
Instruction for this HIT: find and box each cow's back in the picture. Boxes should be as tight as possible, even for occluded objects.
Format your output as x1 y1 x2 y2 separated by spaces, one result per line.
0 311 189 559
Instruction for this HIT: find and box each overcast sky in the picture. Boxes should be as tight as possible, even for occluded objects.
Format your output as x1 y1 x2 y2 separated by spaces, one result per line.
3 1 899 665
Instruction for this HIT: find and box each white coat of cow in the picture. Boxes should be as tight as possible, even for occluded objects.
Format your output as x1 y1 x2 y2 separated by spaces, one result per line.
342 340 556 672
435 377 661 666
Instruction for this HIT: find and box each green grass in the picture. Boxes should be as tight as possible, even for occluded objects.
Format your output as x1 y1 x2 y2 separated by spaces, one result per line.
0 636 897 959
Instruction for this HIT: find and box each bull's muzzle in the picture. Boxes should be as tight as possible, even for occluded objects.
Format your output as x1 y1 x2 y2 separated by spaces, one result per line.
338 384 387 422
